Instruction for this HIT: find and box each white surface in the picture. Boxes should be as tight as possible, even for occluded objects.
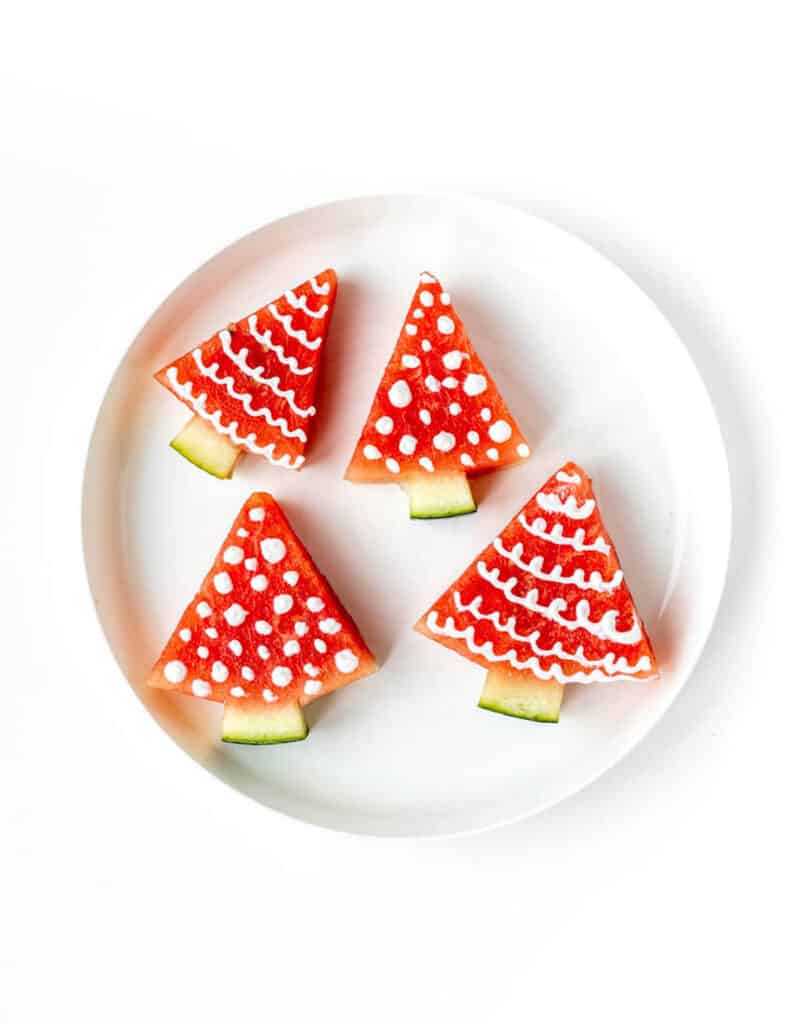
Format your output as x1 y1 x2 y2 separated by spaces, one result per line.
1 2 806 1021
82 194 729 836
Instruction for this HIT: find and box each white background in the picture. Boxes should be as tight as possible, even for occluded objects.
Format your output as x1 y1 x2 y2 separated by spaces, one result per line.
2 2 806 1022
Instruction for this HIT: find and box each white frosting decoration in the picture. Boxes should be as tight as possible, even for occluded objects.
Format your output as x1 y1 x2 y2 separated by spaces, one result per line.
556 470 582 484
442 377 458 389
314 638 327 653
388 380 412 407
304 679 323 695
425 375 440 392
241 666 255 681
283 571 299 586
405 325 417 337
272 666 292 687
223 545 244 564
309 276 331 295
436 315 455 334
255 620 272 635
419 409 431 425
335 649 359 673
518 512 610 554
460 454 474 468
224 603 248 627
260 537 286 564
228 639 243 656
191 679 212 697
304 663 320 677
481 408 492 422
163 660 186 684
517 443 530 458
249 508 265 522
413 309 425 319
419 457 435 473
477 563 641 644
284 289 329 318
402 354 421 368
196 601 212 618
463 374 487 396
267 303 322 349
237 528 249 538
179 628 191 643
449 402 461 415
421 340 432 352
385 458 400 473
211 661 229 683
273 594 293 615
535 492 595 520
257 645 270 659
363 444 382 460
245 319 312 376
283 640 301 656
229 686 246 698
433 431 456 452
205 627 218 639
165 368 304 469
376 416 394 435
307 597 325 612
294 621 309 636
486 448 499 460
250 574 268 592
244 558 257 572
319 618 341 635
399 435 417 455
492 537 624 593
488 420 512 443
214 572 233 594
467 430 480 444
419 290 434 307
196 646 209 659
440 292 451 305
262 689 278 703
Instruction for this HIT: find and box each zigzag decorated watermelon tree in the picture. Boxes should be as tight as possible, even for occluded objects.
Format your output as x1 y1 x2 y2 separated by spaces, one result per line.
149 492 377 744
345 272 530 518
155 269 337 478
415 462 658 722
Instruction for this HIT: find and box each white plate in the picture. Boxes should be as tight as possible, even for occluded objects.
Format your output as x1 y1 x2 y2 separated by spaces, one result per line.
82 194 730 837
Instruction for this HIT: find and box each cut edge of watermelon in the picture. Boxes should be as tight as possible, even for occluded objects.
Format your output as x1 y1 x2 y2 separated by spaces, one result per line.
478 667 564 724
405 472 476 519
221 699 309 745
171 416 242 479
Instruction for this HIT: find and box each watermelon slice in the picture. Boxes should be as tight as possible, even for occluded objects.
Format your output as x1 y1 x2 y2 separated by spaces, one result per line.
155 270 337 478
415 462 658 723
148 493 377 743
345 272 530 518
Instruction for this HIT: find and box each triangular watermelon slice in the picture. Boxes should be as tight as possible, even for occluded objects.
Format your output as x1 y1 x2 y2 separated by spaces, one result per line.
149 492 377 743
155 269 337 478
345 272 530 518
415 462 658 723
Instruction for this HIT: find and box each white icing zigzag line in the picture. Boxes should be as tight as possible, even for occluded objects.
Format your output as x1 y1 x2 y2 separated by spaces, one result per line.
244 320 313 376
165 368 304 469
492 537 623 593
518 513 611 555
556 470 581 484
452 592 650 674
426 611 640 684
536 492 595 519
309 276 331 296
268 304 323 350
218 331 315 418
284 290 329 318
477 562 642 644
191 349 307 442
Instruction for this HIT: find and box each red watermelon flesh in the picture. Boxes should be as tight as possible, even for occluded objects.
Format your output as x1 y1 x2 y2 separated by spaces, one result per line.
155 269 337 470
149 493 377 715
415 462 658 684
345 272 529 482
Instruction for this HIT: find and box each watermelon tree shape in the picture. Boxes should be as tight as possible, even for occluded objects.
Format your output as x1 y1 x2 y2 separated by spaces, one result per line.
148 492 377 743
155 269 337 478
345 272 530 518
415 462 658 723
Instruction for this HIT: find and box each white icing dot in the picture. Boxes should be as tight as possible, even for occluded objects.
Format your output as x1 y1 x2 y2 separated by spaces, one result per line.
425 375 440 392
224 603 247 627
421 339 432 352
262 689 278 703
255 620 272 635
307 597 325 613
436 315 455 335
517 443 530 457
205 627 218 639
250 574 269 592
214 571 233 594
273 594 293 615
413 309 425 319
419 290 434 307
461 453 475 468
449 403 461 415
388 380 413 408
229 686 245 698
488 420 512 443
419 409 432 425
236 528 249 538
402 354 421 368
179 628 191 643
405 324 417 336
163 660 187 684
294 621 309 636
191 679 211 698
260 538 286 564
419 457 435 473
442 350 466 370
245 558 258 572
481 407 492 422
399 434 417 456
319 618 341 635
486 448 500 460
440 291 451 305
211 661 229 683
196 646 209 659
248 508 265 522
467 430 480 444
335 649 360 674
304 663 321 678
304 679 323 695
272 666 292 687
463 374 488 397
363 444 382 460
283 571 299 586
314 638 327 653
196 601 212 618
228 639 243 656
241 666 255 681
386 457 400 474
223 546 244 565
442 377 458 389
257 645 270 660
375 416 394 435
283 639 301 656
433 431 456 452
